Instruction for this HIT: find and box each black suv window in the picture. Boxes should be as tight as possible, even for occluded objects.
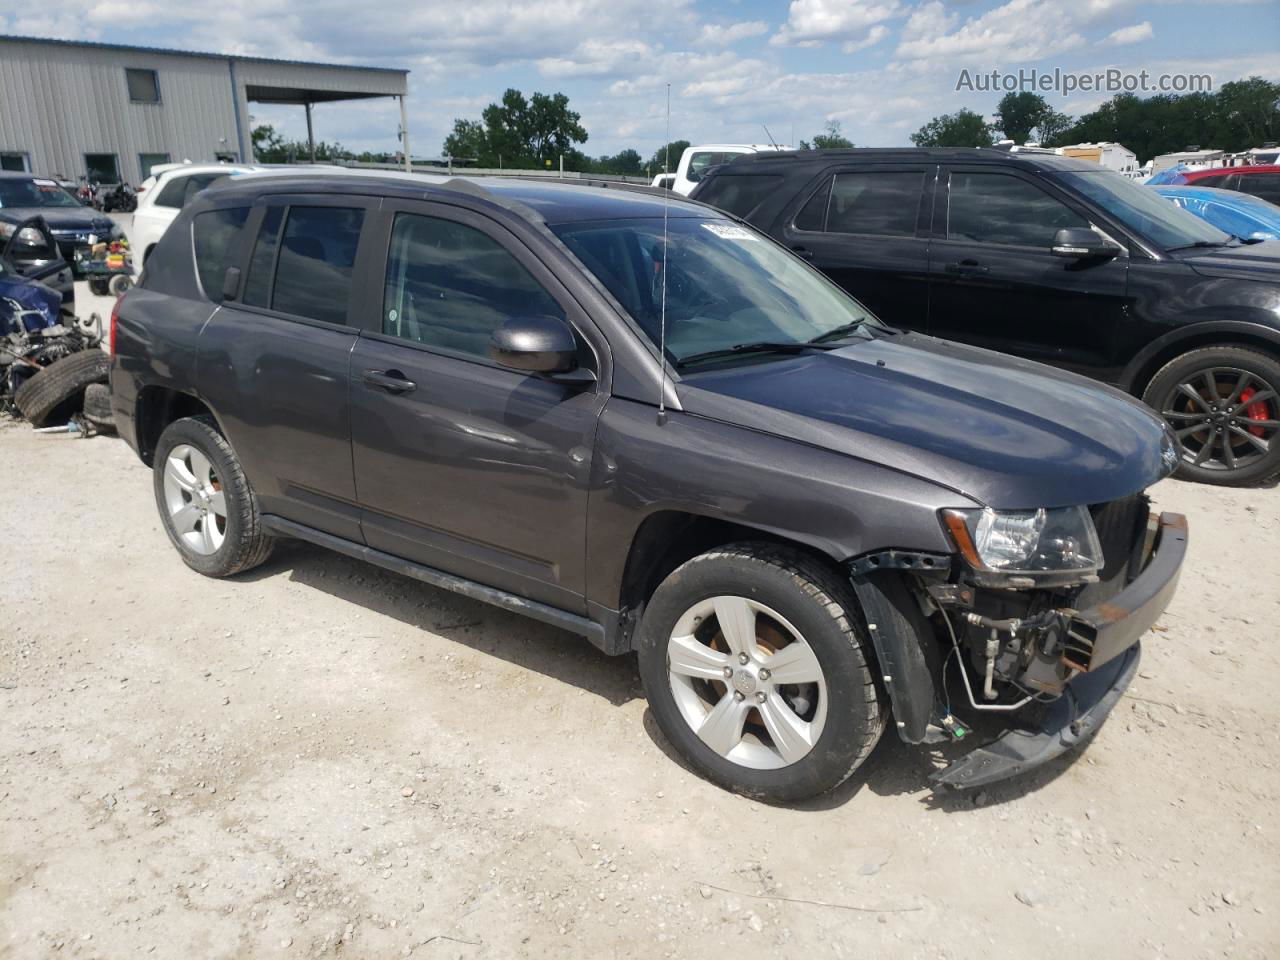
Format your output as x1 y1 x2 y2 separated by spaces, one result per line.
826 171 923 237
192 207 249 301
243 205 364 325
694 175 781 218
382 213 564 359
948 172 1087 246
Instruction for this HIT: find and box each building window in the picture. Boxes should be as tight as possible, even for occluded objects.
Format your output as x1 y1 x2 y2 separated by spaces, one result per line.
84 154 120 184
125 68 160 103
139 153 170 179
0 152 29 172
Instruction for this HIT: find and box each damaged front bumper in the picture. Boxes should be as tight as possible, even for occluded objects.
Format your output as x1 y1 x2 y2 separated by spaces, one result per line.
931 511 1187 790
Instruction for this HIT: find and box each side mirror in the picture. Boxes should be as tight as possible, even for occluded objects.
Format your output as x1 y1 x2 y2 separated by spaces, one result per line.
1051 227 1120 259
490 315 579 375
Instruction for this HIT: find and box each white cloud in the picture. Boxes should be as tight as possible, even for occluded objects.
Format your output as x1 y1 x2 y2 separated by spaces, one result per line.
770 0 904 48
894 0 1087 63
1101 21 1154 45
697 20 768 47
842 25 890 54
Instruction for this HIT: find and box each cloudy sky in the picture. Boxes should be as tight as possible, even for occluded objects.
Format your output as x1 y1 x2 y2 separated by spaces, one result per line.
2 0 1277 160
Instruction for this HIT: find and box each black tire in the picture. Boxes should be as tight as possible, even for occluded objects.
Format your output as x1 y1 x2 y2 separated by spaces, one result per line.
152 415 274 578
636 543 885 804
1143 346 1280 487
82 382 115 431
88 277 110 296
13 349 110 427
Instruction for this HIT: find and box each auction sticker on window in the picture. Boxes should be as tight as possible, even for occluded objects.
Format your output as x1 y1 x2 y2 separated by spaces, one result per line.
701 223 758 241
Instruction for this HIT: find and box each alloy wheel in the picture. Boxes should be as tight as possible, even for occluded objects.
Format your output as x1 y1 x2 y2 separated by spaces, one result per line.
666 595 828 770
1161 367 1278 473
162 444 227 555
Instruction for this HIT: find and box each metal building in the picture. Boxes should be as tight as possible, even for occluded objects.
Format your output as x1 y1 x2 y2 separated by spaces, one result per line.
0 35 410 184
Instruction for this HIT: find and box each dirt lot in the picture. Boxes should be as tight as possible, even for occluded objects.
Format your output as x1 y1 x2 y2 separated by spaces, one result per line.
1 416 1277 960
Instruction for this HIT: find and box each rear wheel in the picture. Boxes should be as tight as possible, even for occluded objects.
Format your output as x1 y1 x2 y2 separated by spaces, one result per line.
153 416 274 577
637 543 885 803
1144 346 1280 486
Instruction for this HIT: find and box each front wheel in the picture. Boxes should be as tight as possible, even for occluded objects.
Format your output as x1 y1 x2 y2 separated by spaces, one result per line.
1144 346 1280 486
153 416 274 577
637 543 885 803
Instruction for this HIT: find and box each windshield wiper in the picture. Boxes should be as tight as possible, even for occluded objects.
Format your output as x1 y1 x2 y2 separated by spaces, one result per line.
1167 239 1232 251
675 340 839 369
808 320 871 344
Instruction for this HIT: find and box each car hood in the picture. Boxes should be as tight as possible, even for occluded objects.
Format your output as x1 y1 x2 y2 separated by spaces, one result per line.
676 332 1176 509
1181 242 1280 282
0 208 112 234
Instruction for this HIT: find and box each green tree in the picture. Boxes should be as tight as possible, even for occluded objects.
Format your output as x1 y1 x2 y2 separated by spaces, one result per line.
800 120 854 150
442 89 588 168
1035 109 1074 147
594 148 643 175
648 140 690 173
251 124 285 162
995 92 1055 144
911 109 993 148
1216 77 1280 147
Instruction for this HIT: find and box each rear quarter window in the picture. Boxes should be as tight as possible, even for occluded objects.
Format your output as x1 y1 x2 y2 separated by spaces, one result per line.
694 174 781 219
243 205 365 326
192 207 250 301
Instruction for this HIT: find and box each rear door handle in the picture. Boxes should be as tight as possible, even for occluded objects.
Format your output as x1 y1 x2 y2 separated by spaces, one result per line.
362 369 416 395
790 246 815 260
945 260 989 276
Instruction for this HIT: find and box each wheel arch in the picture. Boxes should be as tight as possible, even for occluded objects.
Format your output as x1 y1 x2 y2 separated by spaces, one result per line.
615 509 849 626
1121 320 1280 396
134 385 221 466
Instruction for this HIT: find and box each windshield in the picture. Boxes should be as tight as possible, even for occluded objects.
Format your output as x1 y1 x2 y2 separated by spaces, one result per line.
0 178 84 210
1053 170 1230 249
553 217 879 367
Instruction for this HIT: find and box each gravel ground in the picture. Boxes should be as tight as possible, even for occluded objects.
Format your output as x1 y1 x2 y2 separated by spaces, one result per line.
1 410 1277 959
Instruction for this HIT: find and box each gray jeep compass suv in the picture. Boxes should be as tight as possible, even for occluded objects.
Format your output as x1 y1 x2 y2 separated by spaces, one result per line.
108 172 1187 802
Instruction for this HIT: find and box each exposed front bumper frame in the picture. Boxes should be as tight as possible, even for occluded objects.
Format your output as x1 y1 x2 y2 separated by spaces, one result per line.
931 511 1187 790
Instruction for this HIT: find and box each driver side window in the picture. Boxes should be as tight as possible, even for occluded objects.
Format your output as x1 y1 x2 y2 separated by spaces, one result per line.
382 213 565 360
947 172 1087 247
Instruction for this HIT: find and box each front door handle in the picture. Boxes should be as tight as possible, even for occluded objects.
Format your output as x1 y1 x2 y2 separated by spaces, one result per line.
945 260 989 276
362 369 416 395
790 246 815 260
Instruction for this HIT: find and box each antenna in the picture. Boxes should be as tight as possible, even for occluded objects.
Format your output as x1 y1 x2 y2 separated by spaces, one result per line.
657 82 672 427
763 124 779 149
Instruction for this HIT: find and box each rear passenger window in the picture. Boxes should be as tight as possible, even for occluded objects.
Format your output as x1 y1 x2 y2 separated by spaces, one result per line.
947 172 1087 246
244 205 364 326
155 173 223 209
192 206 249 301
825 171 923 237
793 178 832 231
382 213 564 360
1237 174 1280 205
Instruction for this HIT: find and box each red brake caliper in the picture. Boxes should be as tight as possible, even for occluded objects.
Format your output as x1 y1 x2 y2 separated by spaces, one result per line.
1238 387 1269 438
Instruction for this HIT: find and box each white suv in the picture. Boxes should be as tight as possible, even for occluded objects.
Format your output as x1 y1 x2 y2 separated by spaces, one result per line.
671 144 790 196
132 163 262 263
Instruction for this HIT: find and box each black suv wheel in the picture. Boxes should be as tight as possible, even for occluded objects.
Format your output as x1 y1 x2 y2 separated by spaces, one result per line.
153 416 274 577
636 543 885 804
1144 346 1280 486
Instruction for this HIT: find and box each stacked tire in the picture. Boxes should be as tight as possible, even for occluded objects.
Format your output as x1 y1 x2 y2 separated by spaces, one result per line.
13 349 112 428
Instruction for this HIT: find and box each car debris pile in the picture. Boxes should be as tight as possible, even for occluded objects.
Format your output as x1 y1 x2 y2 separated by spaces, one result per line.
1 232 113 434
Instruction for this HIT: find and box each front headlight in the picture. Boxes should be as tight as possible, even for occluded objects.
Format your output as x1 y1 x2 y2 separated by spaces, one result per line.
14 226 45 246
0 221 14 239
942 506 1103 575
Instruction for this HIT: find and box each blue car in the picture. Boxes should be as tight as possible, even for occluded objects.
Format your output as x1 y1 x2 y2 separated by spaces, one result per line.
1152 184 1280 241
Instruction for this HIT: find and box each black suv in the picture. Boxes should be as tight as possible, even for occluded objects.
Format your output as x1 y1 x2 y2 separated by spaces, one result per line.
109 172 1186 801
692 148 1280 486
